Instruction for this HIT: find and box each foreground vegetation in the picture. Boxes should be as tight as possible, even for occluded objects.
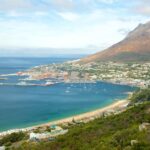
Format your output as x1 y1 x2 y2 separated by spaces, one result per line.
130 88 150 104
0 132 27 147
1 88 150 150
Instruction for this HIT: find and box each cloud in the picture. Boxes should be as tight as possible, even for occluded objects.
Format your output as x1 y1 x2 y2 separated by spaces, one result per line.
135 6 150 16
57 12 80 21
49 0 118 12
6 11 23 17
0 0 119 14
131 0 150 16
0 0 32 11
50 0 74 10
97 0 118 4
0 11 140 50
34 11 48 16
118 28 131 35
0 0 149 55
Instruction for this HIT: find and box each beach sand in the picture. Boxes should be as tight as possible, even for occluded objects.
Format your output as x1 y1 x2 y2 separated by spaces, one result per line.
42 99 129 125
0 99 129 137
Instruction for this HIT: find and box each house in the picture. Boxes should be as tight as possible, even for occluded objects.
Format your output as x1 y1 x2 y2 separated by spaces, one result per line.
30 132 52 141
0 146 5 150
29 125 68 141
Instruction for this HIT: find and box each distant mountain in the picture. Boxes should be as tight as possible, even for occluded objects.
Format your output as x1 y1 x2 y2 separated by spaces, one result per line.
79 21 150 63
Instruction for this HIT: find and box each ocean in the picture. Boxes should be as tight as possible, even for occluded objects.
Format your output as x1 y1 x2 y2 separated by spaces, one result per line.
0 56 136 132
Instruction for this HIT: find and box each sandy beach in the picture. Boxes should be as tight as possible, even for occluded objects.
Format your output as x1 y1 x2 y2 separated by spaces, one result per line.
0 99 129 137
43 99 129 125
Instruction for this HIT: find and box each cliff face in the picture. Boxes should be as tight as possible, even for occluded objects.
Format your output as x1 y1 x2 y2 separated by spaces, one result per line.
79 21 150 63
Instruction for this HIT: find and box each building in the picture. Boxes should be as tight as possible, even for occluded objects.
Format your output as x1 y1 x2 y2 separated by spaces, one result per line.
29 125 68 141
0 146 5 150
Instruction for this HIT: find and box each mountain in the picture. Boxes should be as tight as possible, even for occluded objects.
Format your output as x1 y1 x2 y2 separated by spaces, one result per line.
79 21 150 63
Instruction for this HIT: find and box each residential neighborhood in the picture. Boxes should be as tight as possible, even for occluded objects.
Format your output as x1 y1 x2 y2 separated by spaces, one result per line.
20 61 150 88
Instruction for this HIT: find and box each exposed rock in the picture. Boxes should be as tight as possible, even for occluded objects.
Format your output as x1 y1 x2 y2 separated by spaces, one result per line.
131 140 138 146
139 122 150 131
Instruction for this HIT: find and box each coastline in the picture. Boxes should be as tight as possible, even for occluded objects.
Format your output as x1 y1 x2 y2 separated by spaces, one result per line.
0 99 130 137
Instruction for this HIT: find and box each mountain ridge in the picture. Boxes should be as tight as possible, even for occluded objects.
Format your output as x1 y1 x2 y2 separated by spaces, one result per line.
79 21 150 63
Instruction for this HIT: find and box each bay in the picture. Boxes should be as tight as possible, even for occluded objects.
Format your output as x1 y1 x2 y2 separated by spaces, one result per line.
0 56 136 132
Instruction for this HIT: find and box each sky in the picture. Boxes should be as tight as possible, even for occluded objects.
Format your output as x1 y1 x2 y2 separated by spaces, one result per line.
0 0 150 56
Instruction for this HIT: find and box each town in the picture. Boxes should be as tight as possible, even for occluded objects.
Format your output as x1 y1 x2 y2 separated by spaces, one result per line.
20 61 150 88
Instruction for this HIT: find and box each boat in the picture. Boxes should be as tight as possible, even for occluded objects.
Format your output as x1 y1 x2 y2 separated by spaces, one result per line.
16 82 28 86
43 81 54 86
65 90 70 93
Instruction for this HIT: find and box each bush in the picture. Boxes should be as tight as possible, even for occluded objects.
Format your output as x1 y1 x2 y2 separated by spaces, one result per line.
130 88 150 104
0 132 27 146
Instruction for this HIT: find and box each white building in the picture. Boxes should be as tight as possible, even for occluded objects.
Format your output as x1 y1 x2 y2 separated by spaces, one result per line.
29 126 68 141
0 146 5 150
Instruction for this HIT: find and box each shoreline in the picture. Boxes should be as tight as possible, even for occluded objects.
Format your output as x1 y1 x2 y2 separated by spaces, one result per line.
0 99 130 137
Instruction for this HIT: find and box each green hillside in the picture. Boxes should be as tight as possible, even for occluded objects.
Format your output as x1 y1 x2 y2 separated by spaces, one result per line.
10 89 150 150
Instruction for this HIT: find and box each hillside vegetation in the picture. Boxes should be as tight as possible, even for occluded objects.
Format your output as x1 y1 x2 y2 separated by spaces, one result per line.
10 88 150 150
130 88 150 104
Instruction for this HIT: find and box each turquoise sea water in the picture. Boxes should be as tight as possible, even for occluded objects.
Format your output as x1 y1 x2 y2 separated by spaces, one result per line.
0 57 136 132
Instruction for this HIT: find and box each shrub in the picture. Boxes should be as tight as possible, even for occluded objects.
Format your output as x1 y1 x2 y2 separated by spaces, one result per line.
130 88 150 104
0 132 27 146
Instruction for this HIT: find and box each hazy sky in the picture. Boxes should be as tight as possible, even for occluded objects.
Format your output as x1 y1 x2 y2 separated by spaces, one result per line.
0 0 149 55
